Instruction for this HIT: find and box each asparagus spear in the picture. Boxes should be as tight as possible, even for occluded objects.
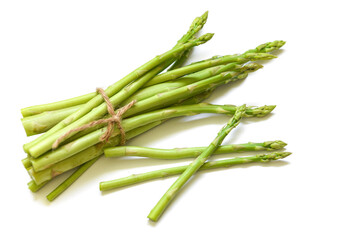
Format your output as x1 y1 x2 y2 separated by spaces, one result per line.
45 156 100 201
100 152 291 191
148 105 247 222
104 140 287 159
27 104 275 184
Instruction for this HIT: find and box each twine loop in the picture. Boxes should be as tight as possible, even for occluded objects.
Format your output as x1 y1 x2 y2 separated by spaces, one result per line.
52 88 136 149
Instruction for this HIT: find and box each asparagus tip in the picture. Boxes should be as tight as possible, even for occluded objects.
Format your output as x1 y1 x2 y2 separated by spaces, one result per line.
201 33 215 42
243 62 263 72
202 10 209 19
257 40 286 53
258 152 292 162
264 140 287 150
245 105 276 118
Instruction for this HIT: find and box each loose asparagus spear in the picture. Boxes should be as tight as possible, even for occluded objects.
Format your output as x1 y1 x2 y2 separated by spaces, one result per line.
100 152 291 191
148 105 247 222
45 156 100 201
27 104 274 184
104 141 287 159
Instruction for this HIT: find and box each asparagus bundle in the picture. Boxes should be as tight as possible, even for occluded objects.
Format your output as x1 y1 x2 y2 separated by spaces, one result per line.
20 11 290 220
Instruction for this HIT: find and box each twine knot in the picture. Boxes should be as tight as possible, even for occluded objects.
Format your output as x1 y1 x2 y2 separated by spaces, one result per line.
52 88 136 149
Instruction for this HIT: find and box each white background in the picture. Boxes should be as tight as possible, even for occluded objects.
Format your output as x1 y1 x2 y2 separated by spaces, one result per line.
1 0 359 239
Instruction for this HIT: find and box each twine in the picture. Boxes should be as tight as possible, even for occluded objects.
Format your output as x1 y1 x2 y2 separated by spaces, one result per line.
52 88 136 149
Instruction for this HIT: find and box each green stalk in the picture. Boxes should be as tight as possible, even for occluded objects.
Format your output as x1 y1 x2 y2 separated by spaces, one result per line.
100 152 291 191
104 140 287 159
148 105 247 222
46 156 100 201
25 33 214 157
27 104 274 184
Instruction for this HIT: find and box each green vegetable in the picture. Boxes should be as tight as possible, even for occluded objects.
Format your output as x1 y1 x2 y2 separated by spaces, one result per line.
148 105 247 222
100 152 291 191
104 140 287 159
46 156 100 201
